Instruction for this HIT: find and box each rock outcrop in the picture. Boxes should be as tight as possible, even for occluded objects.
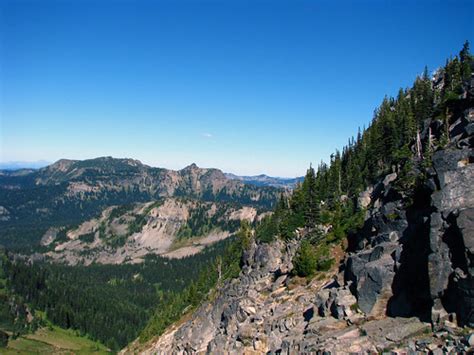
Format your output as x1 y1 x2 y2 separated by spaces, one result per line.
347 106 474 329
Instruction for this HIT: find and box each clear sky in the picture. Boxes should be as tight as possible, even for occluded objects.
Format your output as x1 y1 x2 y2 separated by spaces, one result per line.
1 0 472 177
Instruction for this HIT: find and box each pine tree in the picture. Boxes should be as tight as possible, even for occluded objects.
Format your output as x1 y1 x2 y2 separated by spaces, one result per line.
238 220 252 250
443 57 462 101
293 240 317 277
395 88 415 150
459 40 472 83
302 164 320 228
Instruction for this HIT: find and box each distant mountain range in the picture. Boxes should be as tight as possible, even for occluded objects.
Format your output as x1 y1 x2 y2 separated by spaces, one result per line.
0 160 51 170
224 173 303 188
0 160 302 188
0 157 281 251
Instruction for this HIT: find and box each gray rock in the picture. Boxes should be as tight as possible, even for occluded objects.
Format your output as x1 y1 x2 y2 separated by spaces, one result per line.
383 172 398 186
346 250 396 314
465 122 474 136
362 317 430 343
330 288 357 319
431 150 474 214
456 208 474 253
272 275 287 291
467 333 474 347
358 186 374 209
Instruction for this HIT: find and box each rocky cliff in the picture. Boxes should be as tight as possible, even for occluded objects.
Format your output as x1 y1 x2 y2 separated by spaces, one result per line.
346 104 474 329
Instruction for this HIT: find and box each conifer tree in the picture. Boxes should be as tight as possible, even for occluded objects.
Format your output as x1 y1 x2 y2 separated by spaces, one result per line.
302 164 320 228
459 40 472 83
293 239 317 277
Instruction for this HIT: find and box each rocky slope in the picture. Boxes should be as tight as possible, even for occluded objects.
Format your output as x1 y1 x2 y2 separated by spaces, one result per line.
129 91 474 354
131 235 471 354
43 197 263 265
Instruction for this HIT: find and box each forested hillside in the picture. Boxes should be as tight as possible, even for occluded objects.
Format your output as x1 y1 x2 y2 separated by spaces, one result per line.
256 41 473 273
0 238 241 350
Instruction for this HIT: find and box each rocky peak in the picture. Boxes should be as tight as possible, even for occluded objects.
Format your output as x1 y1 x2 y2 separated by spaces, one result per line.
182 163 199 171
44 159 77 173
179 164 228 185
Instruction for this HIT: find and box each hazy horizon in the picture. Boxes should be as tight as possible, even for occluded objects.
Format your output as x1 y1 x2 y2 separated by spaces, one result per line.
1 0 473 176
0 157 304 178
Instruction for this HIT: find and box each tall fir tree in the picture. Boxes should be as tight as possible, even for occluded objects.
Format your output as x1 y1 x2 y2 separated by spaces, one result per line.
302 164 320 228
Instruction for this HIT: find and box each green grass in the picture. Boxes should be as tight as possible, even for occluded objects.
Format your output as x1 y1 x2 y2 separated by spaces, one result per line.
3 326 110 354
2 336 54 354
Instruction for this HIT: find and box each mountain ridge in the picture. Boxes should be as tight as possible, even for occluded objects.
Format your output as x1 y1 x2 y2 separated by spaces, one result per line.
0 157 281 251
1 158 302 189
224 172 303 188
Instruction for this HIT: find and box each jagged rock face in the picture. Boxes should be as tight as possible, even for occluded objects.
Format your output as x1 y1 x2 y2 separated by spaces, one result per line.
428 147 474 327
345 243 398 316
135 133 473 351
134 133 473 354
344 106 474 327
142 238 300 354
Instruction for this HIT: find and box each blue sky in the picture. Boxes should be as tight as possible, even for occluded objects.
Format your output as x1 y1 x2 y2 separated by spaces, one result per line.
1 0 472 176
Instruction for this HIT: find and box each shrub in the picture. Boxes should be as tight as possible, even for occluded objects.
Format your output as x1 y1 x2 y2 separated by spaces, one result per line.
293 240 317 277
255 215 277 243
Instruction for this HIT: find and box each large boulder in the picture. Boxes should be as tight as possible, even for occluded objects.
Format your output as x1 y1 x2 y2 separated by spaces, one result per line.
452 208 474 327
314 287 357 320
345 243 399 315
431 149 474 214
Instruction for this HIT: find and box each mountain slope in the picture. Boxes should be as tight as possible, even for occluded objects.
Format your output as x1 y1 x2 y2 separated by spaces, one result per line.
1 238 242 350
131 45 474 353
44 197 263 265
132 237 432 353
0 159 280 251
135 109 474 355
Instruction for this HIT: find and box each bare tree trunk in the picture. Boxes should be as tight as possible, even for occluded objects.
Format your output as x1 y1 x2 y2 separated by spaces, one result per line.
416 130 423 159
